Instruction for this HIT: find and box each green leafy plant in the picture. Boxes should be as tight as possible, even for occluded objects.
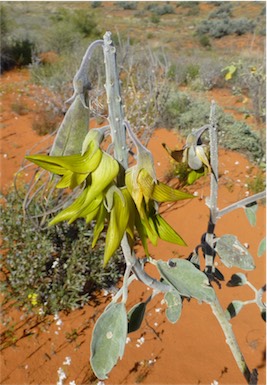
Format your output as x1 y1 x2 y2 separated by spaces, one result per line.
12 32 267 383
0 189 125 314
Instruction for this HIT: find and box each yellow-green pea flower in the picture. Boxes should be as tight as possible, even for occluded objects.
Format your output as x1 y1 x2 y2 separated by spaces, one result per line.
49 152 119 226
104 187 134 266
26 139 102 189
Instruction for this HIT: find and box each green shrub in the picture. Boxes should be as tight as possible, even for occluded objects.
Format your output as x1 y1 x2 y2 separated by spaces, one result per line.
71 9 100 37
150 13 160 24
0 189 125 314
1 37 35 72
198 34 211 48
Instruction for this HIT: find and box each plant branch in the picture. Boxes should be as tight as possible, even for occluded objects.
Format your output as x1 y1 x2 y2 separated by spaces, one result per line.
205 101 257 384
218 191 266 218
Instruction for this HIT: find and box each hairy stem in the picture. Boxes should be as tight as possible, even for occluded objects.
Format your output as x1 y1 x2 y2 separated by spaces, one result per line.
206 102 256 384
210 298 252 383
103 31 170 295
218 191 266 218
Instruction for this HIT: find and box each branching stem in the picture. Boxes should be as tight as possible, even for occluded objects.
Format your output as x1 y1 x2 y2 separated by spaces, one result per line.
206 101 256 384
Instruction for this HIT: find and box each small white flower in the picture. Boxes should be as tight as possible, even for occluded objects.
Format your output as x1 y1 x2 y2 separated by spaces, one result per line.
97 381 105 385
69 381 76 385
193 191 199 196
137 336 145 345
155 308 161 313
224 170 229 174
57 367 66 385
126 337 131 344
154 322 158 327
235 161 239 165
52 260 59 269
63 356 71 366
56 318 63 326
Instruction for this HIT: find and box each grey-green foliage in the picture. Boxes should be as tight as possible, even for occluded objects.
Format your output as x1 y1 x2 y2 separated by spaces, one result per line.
118 1 137 10
90 303 127 380
244 204 258 227
215 234 255 270
0 189 125 314
50 95 89 156
156 259 216 303
164 290 182 324
197 17 256 38
160 93 263 162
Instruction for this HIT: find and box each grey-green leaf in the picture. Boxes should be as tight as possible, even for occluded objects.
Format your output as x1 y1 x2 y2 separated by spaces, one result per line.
156 259 216 303
244 204 258 227
225 300 244 320
257 238 266 257
128 302 147 333
50 95 89 156
165 291 182 324
90 303 127 380
216 234 255 270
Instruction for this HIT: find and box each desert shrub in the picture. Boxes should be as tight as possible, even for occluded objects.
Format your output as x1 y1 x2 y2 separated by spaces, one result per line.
208 2 232 19
0 189 125 314
232 18 257 35
247 171 266 194
185 63 200 82
43 23 82 55
1 36 35 72
91 1 102 8
178 1 199 8
197 17 256 38
150 13 161 24
159 92 264 162
118 1 137 10
147 3 174 15
198 34 211 48
71 9 100 37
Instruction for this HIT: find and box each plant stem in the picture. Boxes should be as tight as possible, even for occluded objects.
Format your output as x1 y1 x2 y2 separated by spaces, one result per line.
210 298 252 383
206 101 257 384
218 191 266 218
103 31 170 295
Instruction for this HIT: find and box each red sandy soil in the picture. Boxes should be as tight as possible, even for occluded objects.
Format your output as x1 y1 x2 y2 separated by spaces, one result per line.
0 69 266 385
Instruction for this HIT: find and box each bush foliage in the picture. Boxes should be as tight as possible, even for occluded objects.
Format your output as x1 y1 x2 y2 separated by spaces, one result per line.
0 189 125 314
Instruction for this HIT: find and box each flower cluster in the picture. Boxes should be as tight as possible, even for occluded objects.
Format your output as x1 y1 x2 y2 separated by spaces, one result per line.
26 127 193 266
